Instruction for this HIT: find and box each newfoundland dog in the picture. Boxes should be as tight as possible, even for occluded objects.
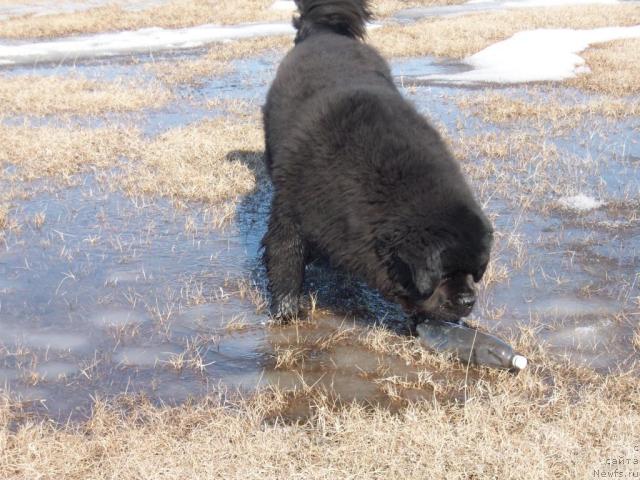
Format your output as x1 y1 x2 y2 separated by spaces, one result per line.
261 0 493 327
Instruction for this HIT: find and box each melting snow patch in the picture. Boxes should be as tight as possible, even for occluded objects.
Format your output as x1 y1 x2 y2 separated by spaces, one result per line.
558 194 604 211
417 25 640 84
0 22 295 65
270 0 297 11
0 0 168 21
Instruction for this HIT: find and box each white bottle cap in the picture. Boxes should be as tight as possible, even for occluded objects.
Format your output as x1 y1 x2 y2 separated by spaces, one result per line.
511 355 528 370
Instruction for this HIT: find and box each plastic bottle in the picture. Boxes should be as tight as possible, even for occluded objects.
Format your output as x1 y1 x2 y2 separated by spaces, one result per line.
416 320 528 371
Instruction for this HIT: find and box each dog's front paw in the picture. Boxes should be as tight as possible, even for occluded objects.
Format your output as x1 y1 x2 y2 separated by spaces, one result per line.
270 293 301 324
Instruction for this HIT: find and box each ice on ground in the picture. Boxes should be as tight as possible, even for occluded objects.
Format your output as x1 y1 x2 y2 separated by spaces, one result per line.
105 268 149 285
0 368 19 384
545 325 606 348
0 22 295 66
532 296 618 316
0 278 17 293
416 26 640 84
34 362 80 380
22 332 91 352
558 194 604 211
270 0 297 11
113 345 182 367
0 328 91 352
90 309 150 328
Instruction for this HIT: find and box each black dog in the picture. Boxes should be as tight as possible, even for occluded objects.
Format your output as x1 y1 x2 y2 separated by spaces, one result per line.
262 0 493 326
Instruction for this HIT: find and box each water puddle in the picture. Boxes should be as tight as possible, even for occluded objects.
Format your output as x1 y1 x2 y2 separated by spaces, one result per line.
0 17 638 421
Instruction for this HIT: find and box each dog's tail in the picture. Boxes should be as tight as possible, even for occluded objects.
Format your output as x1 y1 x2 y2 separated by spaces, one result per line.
293 0 372 43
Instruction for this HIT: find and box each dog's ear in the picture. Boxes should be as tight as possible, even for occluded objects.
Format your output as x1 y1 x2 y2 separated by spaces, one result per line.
473 261 488 283
472 231 493 282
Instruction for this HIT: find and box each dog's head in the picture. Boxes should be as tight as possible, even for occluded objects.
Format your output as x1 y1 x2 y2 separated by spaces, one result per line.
377 204 493 322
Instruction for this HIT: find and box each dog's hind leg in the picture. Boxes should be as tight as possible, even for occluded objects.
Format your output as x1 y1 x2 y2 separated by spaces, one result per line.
262 198 306 322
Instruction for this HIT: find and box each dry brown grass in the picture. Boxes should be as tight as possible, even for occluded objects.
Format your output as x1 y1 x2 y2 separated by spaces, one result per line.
373 0 464 18
449 128 576 210
370 5 640 59
0 124 141 183
0 0 292 39
0 110 264 212
207 98 263 119
118 117 265 204
569 38 640 96
456 91 640 129
633 328 640 352
0 203 8 230
0 75 170 115
0 356 638 479
0 113 266 222
151 35 291 85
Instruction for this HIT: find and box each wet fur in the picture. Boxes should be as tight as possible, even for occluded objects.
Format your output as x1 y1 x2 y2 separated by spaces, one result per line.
262 0 493 322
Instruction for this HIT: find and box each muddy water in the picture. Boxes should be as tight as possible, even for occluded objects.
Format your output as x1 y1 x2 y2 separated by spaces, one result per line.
1 40 639 419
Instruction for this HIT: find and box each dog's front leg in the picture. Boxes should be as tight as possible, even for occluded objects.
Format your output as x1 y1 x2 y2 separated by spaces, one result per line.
262 199 306 322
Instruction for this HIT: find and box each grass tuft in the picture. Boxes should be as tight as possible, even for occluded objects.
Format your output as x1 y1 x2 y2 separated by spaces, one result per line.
0 75 170 115
456 91 640 128
569 38 640 96
118 117 265 204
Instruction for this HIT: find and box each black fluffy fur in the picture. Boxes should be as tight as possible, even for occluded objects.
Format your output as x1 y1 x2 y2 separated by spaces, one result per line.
262 0 493 323
292 0 372 43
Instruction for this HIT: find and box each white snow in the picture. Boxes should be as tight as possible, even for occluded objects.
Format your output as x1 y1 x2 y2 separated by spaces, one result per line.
0 22 295 65
558 194 604 211
416 26 640 84
0 0 167 20
270 0 297 11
